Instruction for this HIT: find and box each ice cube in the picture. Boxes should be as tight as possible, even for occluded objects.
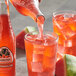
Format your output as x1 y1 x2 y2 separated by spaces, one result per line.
64 40 72 47
61 27 75 39
31 62 43 72
32 54 43 62
32 44 44 65
33 44 44 54
54 20 65 29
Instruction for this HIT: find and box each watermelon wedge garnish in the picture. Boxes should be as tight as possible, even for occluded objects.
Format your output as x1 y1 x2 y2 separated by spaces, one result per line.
16 26 37 50
55 54 76 76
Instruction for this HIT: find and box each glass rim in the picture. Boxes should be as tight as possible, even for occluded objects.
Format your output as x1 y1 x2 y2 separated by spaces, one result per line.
24 31 58 44
53 10 76 17
36 15 45 24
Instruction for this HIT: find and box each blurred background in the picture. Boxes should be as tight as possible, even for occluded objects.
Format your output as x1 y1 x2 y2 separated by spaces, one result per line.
9 0 76 76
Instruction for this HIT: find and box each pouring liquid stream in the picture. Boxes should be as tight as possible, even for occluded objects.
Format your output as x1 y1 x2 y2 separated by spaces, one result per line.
37 15 45 39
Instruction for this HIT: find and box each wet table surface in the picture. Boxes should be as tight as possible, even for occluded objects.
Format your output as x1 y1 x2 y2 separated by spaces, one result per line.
9 0 76 75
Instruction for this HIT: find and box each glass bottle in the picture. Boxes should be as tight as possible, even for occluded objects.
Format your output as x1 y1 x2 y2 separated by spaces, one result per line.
0 0 16 76
9 0 45 24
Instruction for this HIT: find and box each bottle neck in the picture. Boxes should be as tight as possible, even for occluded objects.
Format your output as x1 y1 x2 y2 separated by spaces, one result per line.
0 0 9 15
27 1 45 24
0 0 11 31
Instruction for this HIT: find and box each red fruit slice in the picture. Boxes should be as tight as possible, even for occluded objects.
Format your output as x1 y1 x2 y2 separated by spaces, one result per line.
16 31 26 50
55 54 76 76
56 58 65 76
16 26 37 50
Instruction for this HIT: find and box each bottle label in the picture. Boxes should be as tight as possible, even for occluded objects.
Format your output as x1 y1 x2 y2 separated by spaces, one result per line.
0 47 13 67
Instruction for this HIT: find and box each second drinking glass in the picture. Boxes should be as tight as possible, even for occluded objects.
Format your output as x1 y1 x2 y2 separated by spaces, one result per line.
53 10 76 58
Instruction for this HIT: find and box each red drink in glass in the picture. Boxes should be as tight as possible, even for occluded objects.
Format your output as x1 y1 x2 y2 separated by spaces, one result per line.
53 10 76 58
24 32 58 76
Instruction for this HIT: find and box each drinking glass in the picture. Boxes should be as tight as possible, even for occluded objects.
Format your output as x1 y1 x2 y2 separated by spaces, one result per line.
24 31 58 76
53 10 76 59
